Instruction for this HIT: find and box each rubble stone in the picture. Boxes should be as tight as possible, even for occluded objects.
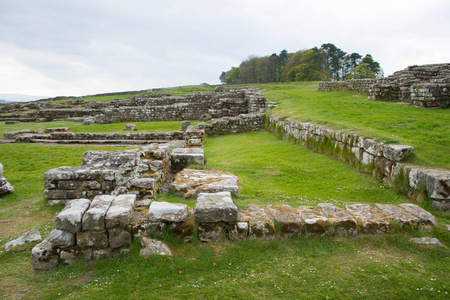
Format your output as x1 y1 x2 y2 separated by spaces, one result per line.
139 237 172 257
5 230 42 251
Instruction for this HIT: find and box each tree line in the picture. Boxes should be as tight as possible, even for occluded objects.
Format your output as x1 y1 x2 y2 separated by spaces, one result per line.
219 43 383 84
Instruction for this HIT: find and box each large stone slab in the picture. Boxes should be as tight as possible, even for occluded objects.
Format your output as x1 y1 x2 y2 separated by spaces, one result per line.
170 169 239 199
55 199 91 233
239 204 275 239
148 201 188 222
5 230 42 251
82 195 115 231
194 192 238 223
375 204 420 227
265 205 303 238
383 145 414 162
345 204 389 234
171 147 204 171
318 203 357 236
398 203 438 226
105 194 136 229
297 206 328 235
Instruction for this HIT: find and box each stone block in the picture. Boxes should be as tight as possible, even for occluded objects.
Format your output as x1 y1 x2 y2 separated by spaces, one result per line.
375 204 420 227
239 204 275 239
148 201 188 222
171 147 204 171
93 249 112 260
76 230 109 248
362 152 374 165
5 230 42 251
297 206 328 235
45 189 81 200
265 205 303 238
198 222 226 242
410 237 443 247
31 238 59 270
409 168 450 201
105 194 136 229
129 178 157 189
55 198 91 233
383 145 414 162
44 167 77 181
108 228 131 249
318 203 357 236
228 222 249 241
170 207 196 241
398 203 438 226
82 195 115 231
58 180 81 190
48 229 75 247
194 192 238 223
140 237 172 257
345 204 389 234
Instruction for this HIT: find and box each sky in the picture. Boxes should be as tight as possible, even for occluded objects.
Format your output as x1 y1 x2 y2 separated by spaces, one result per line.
0 0 449 100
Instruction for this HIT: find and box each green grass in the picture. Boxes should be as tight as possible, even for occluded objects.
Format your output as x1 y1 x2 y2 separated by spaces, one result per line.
259 82 450 169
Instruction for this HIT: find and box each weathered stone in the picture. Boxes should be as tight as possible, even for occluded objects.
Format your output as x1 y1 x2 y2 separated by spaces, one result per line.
345 204 389 234
0 162 3 177
297 206 328 235
58 180 81 190
410 237 443 247
375 204 420 227
48 229 75 247
148 201 188 222
171 147 204 170
129 178 157 189
76 231 109 248
108 228 131 249
31 238 59 270
55 198 91 233
239 204 275 239
398 203 438 226
265 205 303 238
0 175 14 195
318 203 357 236
170 207 196 241
139 237 172 257
105 194 136 229
93 248 112 260
170 169 239 199
82 195 115 231
362 152 374 165
194 192 238 223
198 222 226 242
123 124 138 131
5 230 42 251
228 222 249 241
409 168 450 200
59 250 78 265
383 145 414 162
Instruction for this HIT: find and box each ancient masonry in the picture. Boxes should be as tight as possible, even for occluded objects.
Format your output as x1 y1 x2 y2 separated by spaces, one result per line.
318 63 450 108
0 161 14 195
266 116 450 211
0 86 273 124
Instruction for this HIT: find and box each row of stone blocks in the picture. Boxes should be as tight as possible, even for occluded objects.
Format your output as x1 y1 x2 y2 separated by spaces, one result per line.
267 115 450 210
31 194 136 270
138 192 438 243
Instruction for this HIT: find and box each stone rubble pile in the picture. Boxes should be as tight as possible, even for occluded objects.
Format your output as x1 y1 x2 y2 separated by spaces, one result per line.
31 195 135 270
318 63 450 108
0 161 14 195
267 115 450 210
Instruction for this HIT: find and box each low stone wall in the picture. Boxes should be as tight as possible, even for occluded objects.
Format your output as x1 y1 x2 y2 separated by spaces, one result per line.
318 63 450 108
32 195 135 270
44 144 171 204
205 113 265 135
266 115 450 210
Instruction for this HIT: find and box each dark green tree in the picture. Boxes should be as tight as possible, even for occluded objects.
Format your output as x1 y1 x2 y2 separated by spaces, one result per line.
321 43 346 80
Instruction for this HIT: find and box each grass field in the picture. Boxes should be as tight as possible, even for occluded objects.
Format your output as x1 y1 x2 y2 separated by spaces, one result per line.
0 83 449 299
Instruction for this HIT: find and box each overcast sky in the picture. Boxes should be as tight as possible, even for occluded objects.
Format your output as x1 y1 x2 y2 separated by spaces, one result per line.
1 0 449 100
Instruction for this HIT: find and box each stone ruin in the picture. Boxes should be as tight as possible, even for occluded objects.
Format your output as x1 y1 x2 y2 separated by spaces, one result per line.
0 87 273 124
0 161 14 195
318 63 450 108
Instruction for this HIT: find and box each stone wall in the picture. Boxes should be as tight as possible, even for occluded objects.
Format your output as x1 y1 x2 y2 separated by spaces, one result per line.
1 87 269 123
318 63 450 108
266 115 450 210
204 113 265 135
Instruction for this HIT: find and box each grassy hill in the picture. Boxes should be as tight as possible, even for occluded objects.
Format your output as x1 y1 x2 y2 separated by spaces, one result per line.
0 83 449 299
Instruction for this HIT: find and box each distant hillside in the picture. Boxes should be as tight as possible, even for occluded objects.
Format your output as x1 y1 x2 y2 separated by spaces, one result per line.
0 93 48 102
0 99 8 103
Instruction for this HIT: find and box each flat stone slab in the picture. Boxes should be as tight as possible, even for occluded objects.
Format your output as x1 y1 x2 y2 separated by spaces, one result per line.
171 147 204 170
239 204 275 239
410 237 443 247
318 203 357 236
170 169 239 199
375 204 420 227
398 203 438 226
5 230 42 251
82 195 115 231
105 194 136 229
345 204 389 234
265 205 303 238
194 192 238 223
55 198 91 233
148 201 188 222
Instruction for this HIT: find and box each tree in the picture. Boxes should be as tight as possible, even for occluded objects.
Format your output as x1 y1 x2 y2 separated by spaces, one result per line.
321 43 346 81
346 63 376 79
341 52 362 80
361 54 380 74
289 47 325 81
